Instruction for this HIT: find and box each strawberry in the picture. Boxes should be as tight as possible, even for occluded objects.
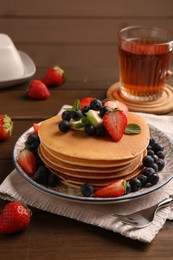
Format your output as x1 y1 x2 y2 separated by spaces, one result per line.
33 123 40 134
0 114 13 141
94 179 126 198
104 100 128 116
80 97 94 110
27 80 50 99
103 110 127 141
43 65 65 87
17 149 37 175
0 201 31 234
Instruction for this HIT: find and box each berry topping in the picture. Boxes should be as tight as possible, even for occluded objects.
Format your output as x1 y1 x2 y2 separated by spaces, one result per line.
103 110 127 142
58 120 70 132
71 110 83 121
90 98 102 111
129 178 141 192
80 97 94 110
62 110 72 121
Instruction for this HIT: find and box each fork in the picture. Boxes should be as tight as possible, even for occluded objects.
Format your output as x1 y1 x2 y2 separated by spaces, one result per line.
112 196 173 228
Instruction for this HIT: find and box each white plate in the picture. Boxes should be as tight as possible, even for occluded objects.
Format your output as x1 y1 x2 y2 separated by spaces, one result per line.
13 125 173 204
0 50 36 88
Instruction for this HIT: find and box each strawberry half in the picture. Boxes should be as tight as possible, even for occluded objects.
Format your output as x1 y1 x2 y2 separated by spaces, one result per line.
0 114 13 141
80 97 94 110
43 65 65 87
33 123 40 134
103 110 127 142
27 80 50 100
0 201 31 234
17 149 37 175
104 100 128 116
94 179 126 198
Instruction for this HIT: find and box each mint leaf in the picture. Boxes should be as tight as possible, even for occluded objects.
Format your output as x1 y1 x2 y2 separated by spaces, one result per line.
124 124 141 135
64 99 80 111
81 115 94 126
75 122 85 129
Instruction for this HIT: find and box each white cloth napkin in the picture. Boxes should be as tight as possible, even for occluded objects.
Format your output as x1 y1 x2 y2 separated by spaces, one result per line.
0 112 173 243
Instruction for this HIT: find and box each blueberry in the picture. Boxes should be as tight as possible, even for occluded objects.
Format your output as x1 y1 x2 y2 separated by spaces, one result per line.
47 174 59 187
129 178 141 192
99 106 111 117
62 110 72 121
152 154 159 164
25 134 40 152
84 125 96 136
147 149 155 156
147 172 159 185
126 182 131 194
90 99 102 111
80 183 94 197
141 167 156 177
144 182 152 188
142 155 154 167
58 120 70 132
152 143 164 153
156 151 165 159
149 138 156 147
150 163 159 172
33 166 50 185
95 125 106 136
82 106 90 115
138 174 147 187
157 158 165 171
71 110 83 121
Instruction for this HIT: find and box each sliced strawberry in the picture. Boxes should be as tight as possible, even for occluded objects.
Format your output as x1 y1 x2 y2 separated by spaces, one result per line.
94 179 126 198
27 80 50 100
80 97 94 110
33 123 40 134
104 100 128 116
17 149 37 175
103 110 127 141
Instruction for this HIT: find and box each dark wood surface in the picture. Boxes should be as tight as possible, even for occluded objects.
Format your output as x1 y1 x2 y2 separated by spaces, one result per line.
0 1 173 259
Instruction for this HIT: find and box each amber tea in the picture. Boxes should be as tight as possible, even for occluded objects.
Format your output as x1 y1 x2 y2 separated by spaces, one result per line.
118 27 173 101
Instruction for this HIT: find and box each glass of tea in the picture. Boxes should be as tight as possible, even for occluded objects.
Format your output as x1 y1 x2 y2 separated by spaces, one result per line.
118 26 173 101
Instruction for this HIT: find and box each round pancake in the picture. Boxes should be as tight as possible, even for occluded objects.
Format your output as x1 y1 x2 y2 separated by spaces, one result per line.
38 112 149 161
40 142 139 167
38 144 141 173
38 146 144 178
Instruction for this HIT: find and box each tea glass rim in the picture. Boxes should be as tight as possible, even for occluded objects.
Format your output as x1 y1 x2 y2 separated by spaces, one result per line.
118 25 173 46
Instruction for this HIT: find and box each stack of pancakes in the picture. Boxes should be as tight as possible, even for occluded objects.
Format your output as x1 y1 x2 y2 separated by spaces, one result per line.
38 112 150 189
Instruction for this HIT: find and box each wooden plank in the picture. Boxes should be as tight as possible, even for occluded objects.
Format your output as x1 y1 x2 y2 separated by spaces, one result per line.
0 18 172 44
0 0 172 17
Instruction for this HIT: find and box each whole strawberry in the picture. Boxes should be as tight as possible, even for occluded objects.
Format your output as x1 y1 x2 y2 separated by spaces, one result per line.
43 65 65 87
0 201 31 234
27 80 50 99
0 114 13 141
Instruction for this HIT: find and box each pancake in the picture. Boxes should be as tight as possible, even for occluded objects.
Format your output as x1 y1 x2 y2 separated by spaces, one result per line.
38 112 149 161
38 144 143 172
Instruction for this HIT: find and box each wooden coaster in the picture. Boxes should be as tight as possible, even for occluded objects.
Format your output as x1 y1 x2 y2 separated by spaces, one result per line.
106 82 173 114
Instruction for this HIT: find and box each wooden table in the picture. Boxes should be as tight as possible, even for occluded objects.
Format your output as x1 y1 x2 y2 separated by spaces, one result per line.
0 0 173 259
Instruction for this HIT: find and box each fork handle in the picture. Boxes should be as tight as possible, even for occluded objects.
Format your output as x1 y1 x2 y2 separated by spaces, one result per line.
158 197 173 209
